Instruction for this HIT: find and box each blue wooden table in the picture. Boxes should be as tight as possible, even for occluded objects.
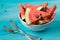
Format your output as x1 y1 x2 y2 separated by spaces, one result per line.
0 0 60 40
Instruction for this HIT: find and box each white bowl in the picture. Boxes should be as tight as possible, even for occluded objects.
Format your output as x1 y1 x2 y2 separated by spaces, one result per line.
18 13 55 31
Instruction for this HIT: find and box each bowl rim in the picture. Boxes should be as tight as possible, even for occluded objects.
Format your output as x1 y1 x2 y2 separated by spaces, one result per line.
18 13 55 26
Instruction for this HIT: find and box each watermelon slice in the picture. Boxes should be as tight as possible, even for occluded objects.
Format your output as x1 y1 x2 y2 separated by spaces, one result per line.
25 8 40 24
29 11 40 24
25 3 38 10
49 13 55 21
41 5 56 19
47 5 56 17
19 4 25 20
37 2 48 10
42 13 55 24
25 8 31 24
25 2 48 10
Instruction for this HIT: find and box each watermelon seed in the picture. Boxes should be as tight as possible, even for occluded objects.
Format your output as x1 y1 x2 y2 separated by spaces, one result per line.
40 14 44 20
23 19 26 22
40 14 42 15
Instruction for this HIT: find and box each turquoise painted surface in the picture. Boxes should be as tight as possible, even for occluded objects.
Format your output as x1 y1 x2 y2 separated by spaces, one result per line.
0 0 60 40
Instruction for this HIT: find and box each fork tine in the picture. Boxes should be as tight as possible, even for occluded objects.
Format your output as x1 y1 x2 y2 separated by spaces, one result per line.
9 20 25 34
9 20 18 30
4 26 15 34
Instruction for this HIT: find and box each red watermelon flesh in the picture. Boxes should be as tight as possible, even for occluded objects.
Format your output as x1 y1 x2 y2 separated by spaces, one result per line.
25 2 48 10
49 13 55 21
45 7 49 12
35 5 56 19
33 10 49 18
28 9 52 20
42 13 55 24
29 10 40 24
44 5 56 18
19 4 25 20
41 2 48 8
41 19 50 24
47 5 56 17
25 3 38 10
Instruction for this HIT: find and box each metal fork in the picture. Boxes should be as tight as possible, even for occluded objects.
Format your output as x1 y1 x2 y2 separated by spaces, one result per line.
4 20 41 40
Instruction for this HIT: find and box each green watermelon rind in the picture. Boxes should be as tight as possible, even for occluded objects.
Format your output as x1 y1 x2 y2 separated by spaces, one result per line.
37 20 43 25
25 8 31 25
36 6 44 10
